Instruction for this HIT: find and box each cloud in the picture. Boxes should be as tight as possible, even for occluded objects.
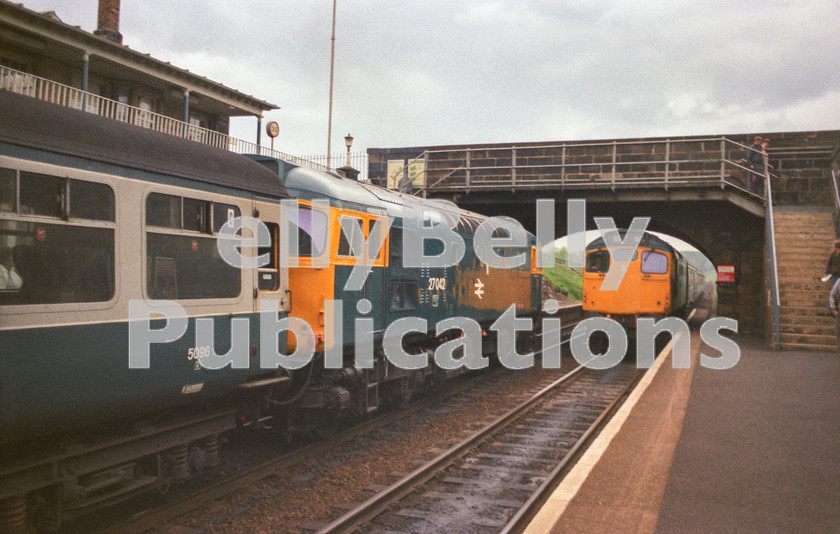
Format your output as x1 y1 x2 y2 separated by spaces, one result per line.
17 0 840 155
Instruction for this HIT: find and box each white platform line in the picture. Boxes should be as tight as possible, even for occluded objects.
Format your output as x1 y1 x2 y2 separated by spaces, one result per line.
522 332 682 534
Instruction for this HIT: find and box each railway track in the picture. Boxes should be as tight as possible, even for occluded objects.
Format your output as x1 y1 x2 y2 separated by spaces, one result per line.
316 361 643 534
72 305 586 533
84 366 518 533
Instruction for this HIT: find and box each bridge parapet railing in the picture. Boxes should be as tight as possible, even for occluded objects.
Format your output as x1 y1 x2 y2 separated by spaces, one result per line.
416 137 764 196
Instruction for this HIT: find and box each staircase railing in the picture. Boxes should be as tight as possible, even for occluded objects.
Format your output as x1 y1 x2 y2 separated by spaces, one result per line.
379 152 431 195
831 168 840 239
764 161 782 349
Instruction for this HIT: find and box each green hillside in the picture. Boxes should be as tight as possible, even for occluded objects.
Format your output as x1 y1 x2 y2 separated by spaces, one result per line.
542 248 583 302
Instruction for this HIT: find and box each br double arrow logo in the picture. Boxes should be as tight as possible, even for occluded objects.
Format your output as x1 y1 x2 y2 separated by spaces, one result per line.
474 278 485 299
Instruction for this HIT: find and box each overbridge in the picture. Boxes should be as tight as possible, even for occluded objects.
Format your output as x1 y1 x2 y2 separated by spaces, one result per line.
369 132 840 344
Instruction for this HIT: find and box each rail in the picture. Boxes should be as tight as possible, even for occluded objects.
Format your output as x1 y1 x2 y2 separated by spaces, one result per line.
407 137 777 197
316 364 593 534
764 163 782 349
0 65 337 174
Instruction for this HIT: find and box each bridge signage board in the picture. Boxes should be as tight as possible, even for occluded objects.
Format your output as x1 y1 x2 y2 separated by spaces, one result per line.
717 265 736 283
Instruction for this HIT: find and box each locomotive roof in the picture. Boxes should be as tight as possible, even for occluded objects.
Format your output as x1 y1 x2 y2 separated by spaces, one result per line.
286 164 388 213
586 230 676 253
0 90 288 199
249 154 501 228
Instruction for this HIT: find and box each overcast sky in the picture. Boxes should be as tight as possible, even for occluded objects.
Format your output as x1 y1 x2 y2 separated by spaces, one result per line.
19 0 840 159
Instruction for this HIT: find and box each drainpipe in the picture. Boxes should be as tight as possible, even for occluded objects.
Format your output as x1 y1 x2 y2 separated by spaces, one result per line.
183 89 190 124
257 116 263 153
81 52 89 110
182 89 190 139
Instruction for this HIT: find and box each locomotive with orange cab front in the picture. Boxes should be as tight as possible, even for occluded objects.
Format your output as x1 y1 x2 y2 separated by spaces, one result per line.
582 231 705 331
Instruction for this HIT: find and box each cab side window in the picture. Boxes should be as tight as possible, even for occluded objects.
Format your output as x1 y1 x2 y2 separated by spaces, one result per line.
388 225 418 311
287 204 328 258
641 251 669 274
585 250 610 273
337 217 363 257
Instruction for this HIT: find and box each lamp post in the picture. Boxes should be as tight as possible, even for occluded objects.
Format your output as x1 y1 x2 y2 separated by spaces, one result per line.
338 133 359 181
344 133 353 167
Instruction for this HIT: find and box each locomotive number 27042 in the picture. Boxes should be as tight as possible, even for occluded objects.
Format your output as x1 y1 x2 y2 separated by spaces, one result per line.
427 277 446 291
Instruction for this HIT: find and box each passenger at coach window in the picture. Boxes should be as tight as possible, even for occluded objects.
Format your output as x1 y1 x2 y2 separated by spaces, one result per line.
0 247 22 290
825 240 840 287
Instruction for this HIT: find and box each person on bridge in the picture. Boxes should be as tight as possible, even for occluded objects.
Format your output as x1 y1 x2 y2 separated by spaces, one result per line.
761 138 774 172
825 240 840 287
746 135 765 196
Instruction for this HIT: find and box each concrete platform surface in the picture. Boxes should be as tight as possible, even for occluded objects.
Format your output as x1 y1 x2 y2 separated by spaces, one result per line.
530 333 840 533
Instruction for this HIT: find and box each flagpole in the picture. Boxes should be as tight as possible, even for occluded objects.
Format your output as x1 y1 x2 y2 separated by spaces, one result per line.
327 0 336 167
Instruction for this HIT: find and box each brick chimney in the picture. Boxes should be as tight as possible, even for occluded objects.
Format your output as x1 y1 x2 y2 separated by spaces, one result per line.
94 0 123 44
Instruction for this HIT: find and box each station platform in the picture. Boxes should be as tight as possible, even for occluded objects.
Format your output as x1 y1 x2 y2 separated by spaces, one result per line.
524 332 840 533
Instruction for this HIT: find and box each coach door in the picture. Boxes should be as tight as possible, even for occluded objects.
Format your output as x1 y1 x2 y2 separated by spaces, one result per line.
251 199 286 315
335 210 388 335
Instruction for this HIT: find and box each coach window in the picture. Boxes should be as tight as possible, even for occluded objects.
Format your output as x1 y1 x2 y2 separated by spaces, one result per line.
182 197 208 232
69 179 115 221
0 170 114 305
0 168 14 212
146 192 181 228
19 171 62 217
145 192 241 300
641 251 668 274
213 203 238 233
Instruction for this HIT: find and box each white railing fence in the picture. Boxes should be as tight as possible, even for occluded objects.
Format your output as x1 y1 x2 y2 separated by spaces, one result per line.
303 151 369 181
0 65 344 175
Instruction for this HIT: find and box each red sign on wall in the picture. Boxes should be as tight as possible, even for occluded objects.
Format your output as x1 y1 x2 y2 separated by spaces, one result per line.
717 265 735 283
